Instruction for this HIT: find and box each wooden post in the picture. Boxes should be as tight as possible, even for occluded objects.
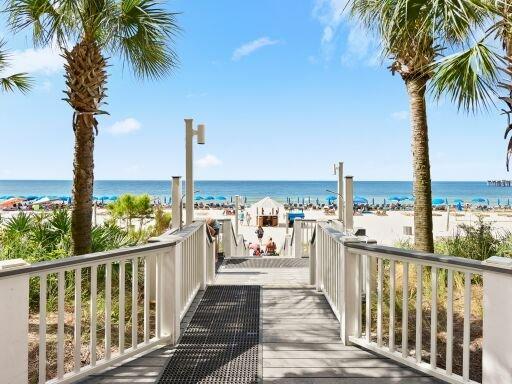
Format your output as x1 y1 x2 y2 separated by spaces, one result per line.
162 244 182 344
171 176 182 230
482 256 512 383
345 176 354 232
0 259 30 383
294 219 303 259
339 237 361 345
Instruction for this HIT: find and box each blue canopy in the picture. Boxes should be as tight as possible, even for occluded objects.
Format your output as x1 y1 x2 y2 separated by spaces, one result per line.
204 196 215 200
354 196 368 204
25 195 40 201
326 195 337 203
194 195 204 201
453 199 464 203
432 197 446 205
0 195 14 199
216 196 227 201
472 197 486 203
389 195 409 202
108 196 118 201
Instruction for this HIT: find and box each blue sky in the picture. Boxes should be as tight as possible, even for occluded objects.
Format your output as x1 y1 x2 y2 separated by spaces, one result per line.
0 0 508 181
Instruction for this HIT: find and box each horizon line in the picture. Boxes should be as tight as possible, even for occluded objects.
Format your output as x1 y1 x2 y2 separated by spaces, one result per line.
0 179 494 183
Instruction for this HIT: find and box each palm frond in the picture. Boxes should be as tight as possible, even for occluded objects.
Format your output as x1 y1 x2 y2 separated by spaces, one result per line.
1 73 33 93
430 42 503 112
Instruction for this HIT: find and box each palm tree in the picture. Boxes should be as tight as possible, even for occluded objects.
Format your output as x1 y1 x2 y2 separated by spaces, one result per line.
7 0 179 255
0 40 31 93
349 0 486 252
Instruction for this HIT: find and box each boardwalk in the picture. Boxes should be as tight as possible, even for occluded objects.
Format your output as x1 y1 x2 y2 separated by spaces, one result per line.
81 257 439 384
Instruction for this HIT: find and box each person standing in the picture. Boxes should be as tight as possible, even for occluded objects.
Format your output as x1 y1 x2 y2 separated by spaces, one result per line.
246 212 251 226
255 225 264 245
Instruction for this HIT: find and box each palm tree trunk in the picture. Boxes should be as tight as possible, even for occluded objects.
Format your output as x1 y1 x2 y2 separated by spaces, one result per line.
406 76 434 252
71 115 95 255
64 40 107 255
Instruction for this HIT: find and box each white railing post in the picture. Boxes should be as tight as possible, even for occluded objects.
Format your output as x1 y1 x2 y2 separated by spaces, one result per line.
315 224 322 291
235 195 240 238
171 176 182 230
0 259 30 384
482 256 512 384
310 236 316 285
200 223 207 290
162 244 182 345
294 219 303 259
220 219 233 257
345 176 354 232
339 237 361 345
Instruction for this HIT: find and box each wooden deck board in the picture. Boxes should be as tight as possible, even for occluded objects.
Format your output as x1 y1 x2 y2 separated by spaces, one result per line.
79 259 440 384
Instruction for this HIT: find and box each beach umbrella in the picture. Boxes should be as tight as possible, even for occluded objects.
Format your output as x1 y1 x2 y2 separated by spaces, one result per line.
109 196 118 201
389 195 409 202
472 197 486 203
194 195 203 201
308 197 311 204
326 195 337 203
383 198 386 205
432 197 446 205
0 195 14 199
508 198 511 206
316 198 320 205
354 196 368 204
487 199 490 206
216 196 227 201
372 198 375 205
498 198 501 206
204 196 215 200
453 199 464 203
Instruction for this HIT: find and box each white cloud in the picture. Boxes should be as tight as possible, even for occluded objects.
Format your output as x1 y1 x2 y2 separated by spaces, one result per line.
232 37 280 61
5 46 64 76
107 118 142 135
196 154 222 168
391 111 408 121
312 0 378 65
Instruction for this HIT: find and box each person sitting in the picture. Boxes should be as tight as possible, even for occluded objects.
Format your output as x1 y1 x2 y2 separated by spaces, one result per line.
265 237 277 255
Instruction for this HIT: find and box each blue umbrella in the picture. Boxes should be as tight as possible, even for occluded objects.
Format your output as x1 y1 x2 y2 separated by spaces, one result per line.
498 198 501 206
109 196 118 201
216 196 227 201
432 197 446 205
453 199 464 203
194 195 204 201
326 195 337 203
472 197 486 203
0 195 13 199
204 196 215 201
25 195 39 201
389 195 409 202
354 196 368 204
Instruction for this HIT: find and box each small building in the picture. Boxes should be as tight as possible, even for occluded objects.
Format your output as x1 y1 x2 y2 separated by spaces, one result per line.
248 197 286 227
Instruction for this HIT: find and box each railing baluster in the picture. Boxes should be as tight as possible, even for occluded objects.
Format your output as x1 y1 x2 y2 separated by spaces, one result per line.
105 262 112 360
365 255 371 342
430 267 438 368
377 257 383 347
119 260 125 354
38 274 47 384
90 265 97 366
416 264 423 363
446 269 453 375
402 262 409 359
144 255 151 343
74 268 82 373
389 260 396 352
156 253 162 339
132 257 138 349
57 270 65 379
463 271 471 381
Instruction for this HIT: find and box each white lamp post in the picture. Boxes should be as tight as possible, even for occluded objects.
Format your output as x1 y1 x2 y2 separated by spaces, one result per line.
333 162 344 222
185 119 205 225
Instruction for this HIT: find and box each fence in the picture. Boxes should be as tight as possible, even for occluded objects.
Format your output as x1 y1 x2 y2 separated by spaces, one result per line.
312 221 512 384
0 221 212 384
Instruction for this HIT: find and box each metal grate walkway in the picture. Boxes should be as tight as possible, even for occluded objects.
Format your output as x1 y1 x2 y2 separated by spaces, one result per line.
222 258 309 269
157 285 260 384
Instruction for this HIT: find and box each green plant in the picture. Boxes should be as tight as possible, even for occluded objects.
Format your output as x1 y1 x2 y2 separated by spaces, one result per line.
0 39 32 93
7 0 179 255
153 205 172 235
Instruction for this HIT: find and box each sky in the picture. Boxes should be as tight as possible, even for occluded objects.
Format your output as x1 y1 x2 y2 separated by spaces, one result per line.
0 0 509 182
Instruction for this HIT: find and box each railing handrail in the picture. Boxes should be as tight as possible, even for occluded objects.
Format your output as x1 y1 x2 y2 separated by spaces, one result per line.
0 222 204 279
317 221 512 277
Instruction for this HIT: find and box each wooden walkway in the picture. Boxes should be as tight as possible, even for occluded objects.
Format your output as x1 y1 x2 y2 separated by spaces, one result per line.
81 257 439 384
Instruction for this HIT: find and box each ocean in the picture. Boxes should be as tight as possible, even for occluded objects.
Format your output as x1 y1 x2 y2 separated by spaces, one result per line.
0 180 511 205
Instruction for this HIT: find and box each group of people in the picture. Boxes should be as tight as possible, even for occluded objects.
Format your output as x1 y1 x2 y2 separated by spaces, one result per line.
249 225 276 256
238 210 252 226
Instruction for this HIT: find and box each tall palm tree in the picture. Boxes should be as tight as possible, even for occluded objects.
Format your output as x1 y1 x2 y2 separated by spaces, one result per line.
0 40 31 93
7 0 179 255
349 0 486 252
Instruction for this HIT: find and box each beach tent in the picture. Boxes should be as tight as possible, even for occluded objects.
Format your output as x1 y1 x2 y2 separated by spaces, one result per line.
0 197 24 208
248 197 286 226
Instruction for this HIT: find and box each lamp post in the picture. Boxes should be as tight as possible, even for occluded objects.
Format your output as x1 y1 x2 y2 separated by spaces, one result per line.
185 119 205 225
333 162 344 222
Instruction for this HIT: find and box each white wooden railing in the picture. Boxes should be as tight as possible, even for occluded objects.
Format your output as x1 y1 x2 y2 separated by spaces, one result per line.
291 219 317 258
219 218 247 257
312 221 512 384
0 221 214 384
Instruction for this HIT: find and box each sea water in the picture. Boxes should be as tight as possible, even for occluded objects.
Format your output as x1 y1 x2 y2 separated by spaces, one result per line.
0 180 511 205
